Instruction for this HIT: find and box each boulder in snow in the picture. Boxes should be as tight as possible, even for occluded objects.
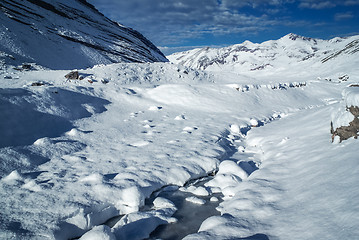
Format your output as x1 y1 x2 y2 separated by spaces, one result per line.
65 71 80 80
331 85 359 142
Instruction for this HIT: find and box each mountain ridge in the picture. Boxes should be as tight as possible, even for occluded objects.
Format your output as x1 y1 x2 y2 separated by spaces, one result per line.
0 0 167 70
168 33 359 72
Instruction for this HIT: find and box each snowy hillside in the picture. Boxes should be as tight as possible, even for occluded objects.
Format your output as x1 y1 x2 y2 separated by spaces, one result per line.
1 33 359 239
168 33 359 73
0 0 167 70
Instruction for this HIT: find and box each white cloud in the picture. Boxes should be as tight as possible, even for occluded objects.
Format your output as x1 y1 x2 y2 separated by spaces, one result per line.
221 0 291 9
344 0 359 5
88 0 291 45
335 12 354 21
86 0 357 47
299 1 335 9
298 0 359 9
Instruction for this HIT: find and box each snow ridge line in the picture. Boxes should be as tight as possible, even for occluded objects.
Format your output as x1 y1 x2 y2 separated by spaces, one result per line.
321 39 359 63
226 81 307 92
216 114 282 164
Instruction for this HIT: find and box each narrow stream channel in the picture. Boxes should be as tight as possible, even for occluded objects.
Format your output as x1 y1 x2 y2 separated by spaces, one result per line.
99 118 280 240
146 177 223 240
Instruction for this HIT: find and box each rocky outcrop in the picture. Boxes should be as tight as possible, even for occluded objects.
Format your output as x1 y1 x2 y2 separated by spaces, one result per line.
331 85 359 142
64 70 79 80
331 106 359 142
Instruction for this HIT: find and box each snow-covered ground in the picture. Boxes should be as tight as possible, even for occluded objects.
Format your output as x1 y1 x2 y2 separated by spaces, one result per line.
1 48 359 239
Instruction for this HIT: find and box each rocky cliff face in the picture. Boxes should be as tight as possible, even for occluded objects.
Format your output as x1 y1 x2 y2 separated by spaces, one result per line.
0 0 167 69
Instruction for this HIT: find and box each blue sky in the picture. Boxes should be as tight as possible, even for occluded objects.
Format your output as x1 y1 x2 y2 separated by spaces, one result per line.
87 0 359 55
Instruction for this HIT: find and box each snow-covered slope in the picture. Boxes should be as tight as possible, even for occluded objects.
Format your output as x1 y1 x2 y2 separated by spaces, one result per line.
168 33 359 73
1 33 359 240
0 0 167 70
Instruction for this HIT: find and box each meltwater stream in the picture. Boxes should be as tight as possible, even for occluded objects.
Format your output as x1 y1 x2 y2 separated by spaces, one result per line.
102 120 278 239
145 118 280 239
146 177 223 240
103 175 223 240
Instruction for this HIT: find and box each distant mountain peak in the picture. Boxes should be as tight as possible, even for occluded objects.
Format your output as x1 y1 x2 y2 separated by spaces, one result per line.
283 33 315 42
168 34 359 72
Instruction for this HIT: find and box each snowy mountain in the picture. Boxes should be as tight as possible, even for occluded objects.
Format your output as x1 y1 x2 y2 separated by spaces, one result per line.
0 32 359 239
168 33 359 73
0 0 167 70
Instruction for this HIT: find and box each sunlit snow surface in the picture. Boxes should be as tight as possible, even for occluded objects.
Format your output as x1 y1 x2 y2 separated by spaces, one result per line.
0 54 359 240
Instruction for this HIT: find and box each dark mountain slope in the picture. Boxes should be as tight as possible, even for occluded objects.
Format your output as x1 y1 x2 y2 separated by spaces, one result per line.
0 0 167 69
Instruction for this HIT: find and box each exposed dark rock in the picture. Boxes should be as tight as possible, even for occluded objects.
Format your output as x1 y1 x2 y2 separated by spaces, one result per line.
331 106 359 142
26 0 70 18
338 74 349 82
65 71 79 80
322 39 359 63
22 64 32 70
287 33 315 42
31 82 45 86
348 106 359 117
250 64 272 71
101 79 109 84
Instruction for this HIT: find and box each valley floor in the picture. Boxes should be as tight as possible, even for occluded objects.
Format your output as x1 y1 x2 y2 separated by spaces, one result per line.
0 62 358 239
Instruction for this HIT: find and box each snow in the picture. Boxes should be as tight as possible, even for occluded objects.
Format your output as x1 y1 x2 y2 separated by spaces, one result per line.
180 186 209 196
229 124 240 134
148 106 163 111
0 33 359 240
331 107 354 129
80 225 116 240
0 0 167 70
343 86 359 107
174 114 186 120
331 86 359 130
153 197 176 209
216 160 248 180
210 197 219 202
111 198 177 240
249 118 259 127
185 196 206 205
168 33 359 77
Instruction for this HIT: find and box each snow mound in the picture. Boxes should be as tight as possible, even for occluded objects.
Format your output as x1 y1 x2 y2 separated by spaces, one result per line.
153 197 176 209
185 196 206 205
344 85 359 107
80 225 116 240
